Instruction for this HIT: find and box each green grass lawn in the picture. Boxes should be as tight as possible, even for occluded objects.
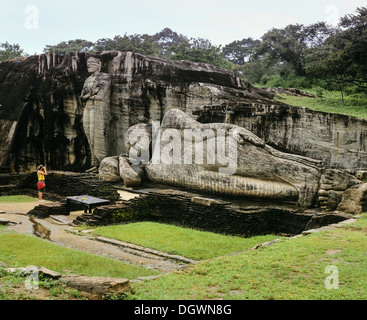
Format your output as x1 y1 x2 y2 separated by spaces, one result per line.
2 216 367 300
275 89 367 120
90 222 282 261
132 214 367 300
0 195 38 203
2 192 367 300
0 227 157 280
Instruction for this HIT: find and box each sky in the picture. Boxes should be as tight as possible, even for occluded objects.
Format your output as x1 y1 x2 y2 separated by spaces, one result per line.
1 0 366 55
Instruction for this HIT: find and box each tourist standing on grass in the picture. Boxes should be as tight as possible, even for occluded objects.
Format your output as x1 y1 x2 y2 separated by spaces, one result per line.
37 165 47 202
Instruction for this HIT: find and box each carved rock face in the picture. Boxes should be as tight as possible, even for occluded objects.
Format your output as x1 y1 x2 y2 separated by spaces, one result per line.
81 57 111 166
0 51 276 172
98 156 120 182
86 57 102 74
2 50 367 179
125 109 322 208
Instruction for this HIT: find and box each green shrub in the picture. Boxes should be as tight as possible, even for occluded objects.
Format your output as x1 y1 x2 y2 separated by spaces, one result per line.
258 74 314 89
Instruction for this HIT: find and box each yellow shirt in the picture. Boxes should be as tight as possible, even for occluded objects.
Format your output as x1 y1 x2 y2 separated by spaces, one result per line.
38 172 45 181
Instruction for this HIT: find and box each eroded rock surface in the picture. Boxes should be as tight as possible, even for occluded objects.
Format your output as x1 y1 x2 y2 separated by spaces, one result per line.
61 275 130 298
2 51 367 213
146 109 322 207
0 51 275 172
102 109 365 212
81 56 111 166
336 182 367 214
194 103 367 170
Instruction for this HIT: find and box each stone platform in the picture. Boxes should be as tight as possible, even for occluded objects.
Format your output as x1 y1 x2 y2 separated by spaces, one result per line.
73 187 351 238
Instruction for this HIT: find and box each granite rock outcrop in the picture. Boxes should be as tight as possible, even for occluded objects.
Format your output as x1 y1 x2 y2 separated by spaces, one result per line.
194 102 367 171
2 51 367 213
2 51 367 173
0 51 275 172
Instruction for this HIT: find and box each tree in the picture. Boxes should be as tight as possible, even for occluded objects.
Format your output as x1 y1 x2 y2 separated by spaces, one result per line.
338 6 367 90
92 38 116 52
93 33 159 56
44 39 94 54
257 23 333 77
233 59 270 84
0 42 27 61
305 43 353 102
42 29 233 69
223 38 261 65
152 28 189 58
170 37 233 69
305 6 367 94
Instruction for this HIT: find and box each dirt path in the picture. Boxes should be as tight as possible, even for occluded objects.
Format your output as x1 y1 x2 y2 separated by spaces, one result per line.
0 192 194 273
0 201 42 214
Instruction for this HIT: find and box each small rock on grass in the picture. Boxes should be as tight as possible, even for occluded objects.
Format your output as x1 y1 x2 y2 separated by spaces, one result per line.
0 217 17 226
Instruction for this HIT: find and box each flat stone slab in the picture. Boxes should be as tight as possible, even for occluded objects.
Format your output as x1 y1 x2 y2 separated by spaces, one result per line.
3 264 130 297
191 196 230 206
61 275 130 297
49 215 76 225
0 217 17 226
38 267 63 279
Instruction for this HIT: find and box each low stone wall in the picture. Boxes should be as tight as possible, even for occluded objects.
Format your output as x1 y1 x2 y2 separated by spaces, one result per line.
0 173 26 186
0 173 30 197
27 202 68 218
74 188 349 237
19 171 120 203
